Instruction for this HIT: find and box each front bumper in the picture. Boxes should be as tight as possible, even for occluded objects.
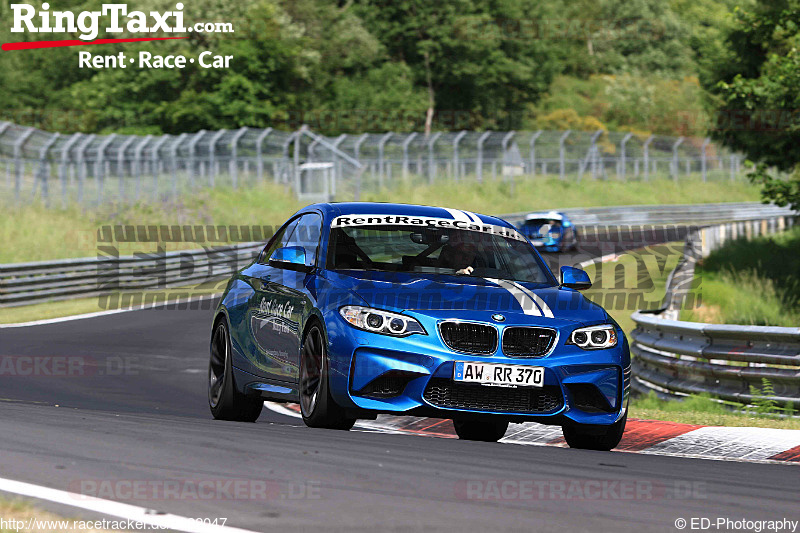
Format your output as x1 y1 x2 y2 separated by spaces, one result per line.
324 311 631 426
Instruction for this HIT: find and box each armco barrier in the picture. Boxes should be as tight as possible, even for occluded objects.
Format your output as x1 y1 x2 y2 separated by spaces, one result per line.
0 242 262 307
630 214 800 407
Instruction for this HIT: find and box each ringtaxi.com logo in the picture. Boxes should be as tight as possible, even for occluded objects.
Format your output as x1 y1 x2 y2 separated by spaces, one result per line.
5 3 234 69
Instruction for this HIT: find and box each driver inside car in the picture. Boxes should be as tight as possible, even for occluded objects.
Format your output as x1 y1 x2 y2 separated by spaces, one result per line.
439 233 478 275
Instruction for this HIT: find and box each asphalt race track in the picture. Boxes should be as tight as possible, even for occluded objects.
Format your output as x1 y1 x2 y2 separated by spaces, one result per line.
0 226 796 532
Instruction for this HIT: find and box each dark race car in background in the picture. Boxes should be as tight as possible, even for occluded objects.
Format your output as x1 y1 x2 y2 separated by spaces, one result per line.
518 211 579 252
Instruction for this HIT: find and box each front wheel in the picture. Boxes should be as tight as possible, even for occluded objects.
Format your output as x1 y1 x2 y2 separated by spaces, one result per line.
453 419 509 442
562 413 626 451
299 323 355 430
208 320 263 422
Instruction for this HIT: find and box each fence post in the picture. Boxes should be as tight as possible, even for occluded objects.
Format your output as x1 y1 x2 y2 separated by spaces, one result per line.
353 133 368 199
169 133 188 200
529 130 542 177
36 132 60 205
255 128 272 183
13 127 36 202
331 134 347 197
558 130 571 180
476 131 491 182
59 133 82 208
401 133 417 181
208 130 226 188
116 136 136 202
150 135 171 200
377 132 393 189
584 129 602 180
671 136 684 182
94 134 116 205
75 134 95 205
619 132 633 181
186 130 207 189
501 131 516 189
427 131 442 184
132 135 152 201
700 137 710 182
642 135 654 181
229 127 248 189
452 130 467 181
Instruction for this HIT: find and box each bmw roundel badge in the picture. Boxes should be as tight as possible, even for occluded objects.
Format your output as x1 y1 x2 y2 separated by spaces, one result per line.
491 314 506 322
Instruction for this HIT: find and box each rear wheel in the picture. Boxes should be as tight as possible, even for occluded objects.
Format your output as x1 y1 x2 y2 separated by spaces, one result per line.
453 419 509 442
562 413 626 451
299 323 355 430
208 320 263 422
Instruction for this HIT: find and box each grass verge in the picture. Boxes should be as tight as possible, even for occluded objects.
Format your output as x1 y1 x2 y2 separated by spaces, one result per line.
681 226 800 326
629 392 800 430
0 497 112 533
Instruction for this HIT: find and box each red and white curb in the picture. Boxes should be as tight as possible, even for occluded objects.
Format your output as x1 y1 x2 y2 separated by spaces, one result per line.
266 403 800 465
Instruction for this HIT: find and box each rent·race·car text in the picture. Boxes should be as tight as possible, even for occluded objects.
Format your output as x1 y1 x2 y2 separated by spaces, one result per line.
78 51 233 69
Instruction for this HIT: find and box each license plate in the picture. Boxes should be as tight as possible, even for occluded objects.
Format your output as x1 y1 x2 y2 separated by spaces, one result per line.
453 361 544 388
530 240 544 246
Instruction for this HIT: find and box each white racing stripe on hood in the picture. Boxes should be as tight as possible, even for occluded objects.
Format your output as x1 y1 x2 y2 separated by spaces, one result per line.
462 210 482 224
443 208 471 222
485 278 542 316
510 280 555 318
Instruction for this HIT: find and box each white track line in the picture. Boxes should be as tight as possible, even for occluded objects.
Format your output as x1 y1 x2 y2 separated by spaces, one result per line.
0 476 261 533
0 293 222 328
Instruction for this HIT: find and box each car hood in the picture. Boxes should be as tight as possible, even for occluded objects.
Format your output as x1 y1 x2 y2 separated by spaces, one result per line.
322 270 607 325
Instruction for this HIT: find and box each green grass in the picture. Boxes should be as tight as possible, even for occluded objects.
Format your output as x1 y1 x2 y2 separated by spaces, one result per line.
630 392 800 430
0 176 760 264
681 226 800 326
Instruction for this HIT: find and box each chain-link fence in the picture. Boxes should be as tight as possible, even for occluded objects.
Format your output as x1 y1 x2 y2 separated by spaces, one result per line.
0 121 746 207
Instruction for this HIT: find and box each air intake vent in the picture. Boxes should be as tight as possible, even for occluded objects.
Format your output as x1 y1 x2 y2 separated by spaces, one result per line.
357 371 414 399
502 327 557 357
423 379 563 414
439 322 498 354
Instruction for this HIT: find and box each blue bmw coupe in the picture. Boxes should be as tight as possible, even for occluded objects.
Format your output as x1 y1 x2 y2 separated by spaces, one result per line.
209 203 630 450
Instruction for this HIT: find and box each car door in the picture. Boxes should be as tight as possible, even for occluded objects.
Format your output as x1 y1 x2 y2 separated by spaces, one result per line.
245 212 322 383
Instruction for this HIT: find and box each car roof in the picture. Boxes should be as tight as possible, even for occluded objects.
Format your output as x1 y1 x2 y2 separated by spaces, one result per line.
304 202 514 228
524 211 566 221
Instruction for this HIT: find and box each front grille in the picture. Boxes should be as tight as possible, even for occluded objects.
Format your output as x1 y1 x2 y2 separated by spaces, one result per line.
423 378 563 414
502 327 557 357
358 371 414 398
439 322 497 354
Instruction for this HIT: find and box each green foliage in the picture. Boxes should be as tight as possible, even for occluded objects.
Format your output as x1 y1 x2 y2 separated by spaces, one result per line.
749 379 778 415
705 2 800 209
683 226 800 326
526 74 710 136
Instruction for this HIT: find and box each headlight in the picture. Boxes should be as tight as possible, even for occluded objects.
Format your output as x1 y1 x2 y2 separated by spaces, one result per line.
567 324 617 350
339 306 426 337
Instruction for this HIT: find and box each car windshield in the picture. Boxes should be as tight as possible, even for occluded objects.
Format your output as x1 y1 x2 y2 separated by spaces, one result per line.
327 221 555 284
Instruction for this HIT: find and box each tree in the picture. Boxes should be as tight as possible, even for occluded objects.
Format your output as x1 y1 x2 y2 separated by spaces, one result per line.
355 0 560 133
705 1 800 210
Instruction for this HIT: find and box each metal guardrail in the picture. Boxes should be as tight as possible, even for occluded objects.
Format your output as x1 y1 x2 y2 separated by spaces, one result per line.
630 215 800 407
0 242 262 307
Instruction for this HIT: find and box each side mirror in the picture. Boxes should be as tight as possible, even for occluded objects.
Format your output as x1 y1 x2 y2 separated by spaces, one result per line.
269 246 311 272
560 266 592 290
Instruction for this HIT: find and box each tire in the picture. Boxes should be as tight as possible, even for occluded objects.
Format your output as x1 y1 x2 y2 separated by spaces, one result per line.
562 413 627 451
299 322 356 430
208 319 263 422
453 419 509 442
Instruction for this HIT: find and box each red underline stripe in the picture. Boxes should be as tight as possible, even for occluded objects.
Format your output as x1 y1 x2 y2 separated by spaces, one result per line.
2 37 188 52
